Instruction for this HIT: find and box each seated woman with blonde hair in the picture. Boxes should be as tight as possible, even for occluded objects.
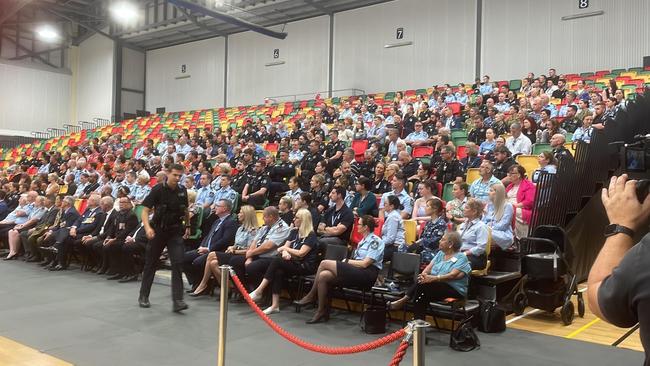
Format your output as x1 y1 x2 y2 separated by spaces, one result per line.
483 182 514 250
248 209 319 314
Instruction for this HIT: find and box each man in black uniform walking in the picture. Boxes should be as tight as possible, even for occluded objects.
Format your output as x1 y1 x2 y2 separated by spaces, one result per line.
138 164 191 312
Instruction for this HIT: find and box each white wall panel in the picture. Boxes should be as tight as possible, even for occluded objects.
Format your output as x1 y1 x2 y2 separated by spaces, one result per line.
0 60 71 132
76 33 114 123
227 16 329 107
122 47 145 91
121 90 144 116
333 0 476 94
482 0 650 80
146 37 225 112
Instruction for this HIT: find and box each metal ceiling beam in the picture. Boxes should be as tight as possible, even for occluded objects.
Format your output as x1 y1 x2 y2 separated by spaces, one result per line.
113 15 191 36
173 5 225 37
167 0 287 39
0 0 34 26
34 3 104 19
9 45 68 60
45 8 143 50
2 35 59 68
303 0 332 15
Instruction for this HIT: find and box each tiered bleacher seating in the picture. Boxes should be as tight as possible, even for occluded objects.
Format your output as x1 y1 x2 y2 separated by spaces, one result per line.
3 66 648 170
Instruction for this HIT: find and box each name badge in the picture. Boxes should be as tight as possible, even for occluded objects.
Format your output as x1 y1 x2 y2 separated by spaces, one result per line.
119 223 125 230
450 257 458 263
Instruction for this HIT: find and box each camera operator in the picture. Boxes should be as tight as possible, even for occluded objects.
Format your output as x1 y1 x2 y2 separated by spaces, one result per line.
588 174 650 365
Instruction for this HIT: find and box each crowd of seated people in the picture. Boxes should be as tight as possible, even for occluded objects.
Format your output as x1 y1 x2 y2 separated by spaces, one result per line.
1 66 617 321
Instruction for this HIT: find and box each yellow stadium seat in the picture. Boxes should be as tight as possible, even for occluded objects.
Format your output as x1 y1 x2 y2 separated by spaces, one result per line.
256 210 264 227
516 155 541 180
466 168 481 185
564 142 575 156
404 219 417 245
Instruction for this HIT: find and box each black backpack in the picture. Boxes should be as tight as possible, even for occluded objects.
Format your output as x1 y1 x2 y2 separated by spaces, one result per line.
450 316 480 352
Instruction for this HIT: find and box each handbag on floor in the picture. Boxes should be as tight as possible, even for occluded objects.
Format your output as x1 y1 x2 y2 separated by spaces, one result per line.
450 316 480 352
478 299 506 333
360 304 388 334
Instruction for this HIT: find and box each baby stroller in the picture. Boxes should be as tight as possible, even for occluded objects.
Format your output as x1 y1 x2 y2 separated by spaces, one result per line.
510 225 585 325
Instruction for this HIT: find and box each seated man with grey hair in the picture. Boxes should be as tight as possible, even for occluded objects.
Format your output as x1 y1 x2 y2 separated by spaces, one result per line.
229 206 291 291
51 194 105 271
505 122 532 156
550 133 573 163
182 199 238 290
37 196 80 269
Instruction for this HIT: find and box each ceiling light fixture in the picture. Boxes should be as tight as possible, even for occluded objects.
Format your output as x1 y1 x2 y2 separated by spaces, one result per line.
36 25 59 42
110 1 139 24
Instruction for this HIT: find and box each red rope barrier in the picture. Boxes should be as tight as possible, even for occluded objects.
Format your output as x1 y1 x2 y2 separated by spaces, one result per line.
388 341 410 366
229 272 407 355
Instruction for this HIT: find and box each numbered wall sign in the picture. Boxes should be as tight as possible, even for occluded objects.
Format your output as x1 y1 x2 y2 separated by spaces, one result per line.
578 0 589 9
396 27 404 40
181 64 187 73
273 49 280 59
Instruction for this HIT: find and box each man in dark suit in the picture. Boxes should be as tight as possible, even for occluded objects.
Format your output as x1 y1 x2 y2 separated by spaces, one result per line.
102 197 139 279
92 197 138 279
116 222 148 283
75 196 114 271
182 199 238 289
38 196 80 269
50 194 105 271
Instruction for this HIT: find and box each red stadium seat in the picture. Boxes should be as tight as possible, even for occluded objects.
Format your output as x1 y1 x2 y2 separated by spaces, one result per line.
457 145 468 160
447 102 462 115
78 199 88 215
264 143 279 154
351 140 368 155
413 146 433 158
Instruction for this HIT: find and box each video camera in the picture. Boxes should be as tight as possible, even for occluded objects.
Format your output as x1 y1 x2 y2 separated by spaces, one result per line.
620 134 650 203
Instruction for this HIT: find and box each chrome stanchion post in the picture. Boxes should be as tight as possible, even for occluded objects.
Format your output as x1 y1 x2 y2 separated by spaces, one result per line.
412 319 429 366
217 265 231 366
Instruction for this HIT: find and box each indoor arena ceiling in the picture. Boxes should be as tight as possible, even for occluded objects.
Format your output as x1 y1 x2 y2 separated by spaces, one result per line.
0 0 394 51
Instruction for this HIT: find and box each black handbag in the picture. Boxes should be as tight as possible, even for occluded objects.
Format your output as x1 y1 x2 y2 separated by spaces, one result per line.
478 300 506 333
360 304 388 334
450 316 480 352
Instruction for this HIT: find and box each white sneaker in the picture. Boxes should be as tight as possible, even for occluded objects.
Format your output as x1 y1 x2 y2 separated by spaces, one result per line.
263 306 280 315
249 291 262 302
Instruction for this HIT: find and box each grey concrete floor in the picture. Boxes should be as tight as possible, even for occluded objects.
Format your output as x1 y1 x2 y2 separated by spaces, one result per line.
0 260 644 366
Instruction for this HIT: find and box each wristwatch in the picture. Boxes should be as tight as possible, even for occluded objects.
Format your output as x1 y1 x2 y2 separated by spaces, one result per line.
604 224 635 238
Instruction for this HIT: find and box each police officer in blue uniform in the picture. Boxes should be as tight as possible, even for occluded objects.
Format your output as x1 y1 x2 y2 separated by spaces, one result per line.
295 215 384 324
138 164 192 312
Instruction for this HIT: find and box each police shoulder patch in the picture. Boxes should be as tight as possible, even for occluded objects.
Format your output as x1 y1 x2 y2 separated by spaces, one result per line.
370 240 379 250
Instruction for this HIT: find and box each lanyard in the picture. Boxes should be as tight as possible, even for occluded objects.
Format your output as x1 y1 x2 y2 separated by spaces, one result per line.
460 220 474 238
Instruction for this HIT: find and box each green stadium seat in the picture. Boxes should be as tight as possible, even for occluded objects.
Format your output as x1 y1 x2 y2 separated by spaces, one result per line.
451 130 468 139
452 136 467 147
442 183 454 202
532 143 552 155
509 79 522 91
